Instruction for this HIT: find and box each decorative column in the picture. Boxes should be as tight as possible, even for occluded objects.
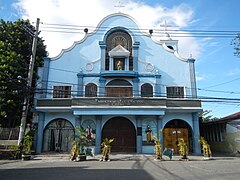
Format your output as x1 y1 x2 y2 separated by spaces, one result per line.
132 42 140 72
192 112 201 155
109 57 113 71
155 74 161 97
99 77 106 97
41 57 50 98
95 115 102 154
125 57 129 71
136 115 142 153
77 72 84 97
188 57 197 98
133 78 139 97
99 41 106 71
36 112 45 154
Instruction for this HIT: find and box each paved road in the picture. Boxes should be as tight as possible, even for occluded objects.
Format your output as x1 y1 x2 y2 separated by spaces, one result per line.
0 154 240 180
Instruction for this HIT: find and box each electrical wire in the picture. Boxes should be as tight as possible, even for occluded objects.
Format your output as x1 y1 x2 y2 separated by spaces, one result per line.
41 22 240 33
39 22 239 38
37 65 240 95
202 77 240 89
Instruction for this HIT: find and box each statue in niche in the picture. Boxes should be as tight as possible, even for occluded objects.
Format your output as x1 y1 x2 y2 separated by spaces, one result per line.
145 125 153 143
86 125 93 140
116 60 123 70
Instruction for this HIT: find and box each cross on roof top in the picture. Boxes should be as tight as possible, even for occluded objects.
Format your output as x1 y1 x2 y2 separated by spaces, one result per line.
160 20 171 34
114 1 125 13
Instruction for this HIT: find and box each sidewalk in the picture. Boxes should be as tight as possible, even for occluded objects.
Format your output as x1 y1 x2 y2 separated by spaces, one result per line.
1 152 239 165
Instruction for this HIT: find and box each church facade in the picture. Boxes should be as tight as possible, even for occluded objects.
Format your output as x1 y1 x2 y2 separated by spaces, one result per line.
34 13 202 155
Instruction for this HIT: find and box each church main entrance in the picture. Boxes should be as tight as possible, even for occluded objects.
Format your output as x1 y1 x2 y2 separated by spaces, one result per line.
163 119 192 153
102 117 136 152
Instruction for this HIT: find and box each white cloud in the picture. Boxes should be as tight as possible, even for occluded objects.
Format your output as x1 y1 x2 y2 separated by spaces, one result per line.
196 76 204 81
14 0 201 58
227 68 240 76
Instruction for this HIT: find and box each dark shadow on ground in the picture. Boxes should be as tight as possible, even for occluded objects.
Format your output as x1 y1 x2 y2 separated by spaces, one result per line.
0 167 154 180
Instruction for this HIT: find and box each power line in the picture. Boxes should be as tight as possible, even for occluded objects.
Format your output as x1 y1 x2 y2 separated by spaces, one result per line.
37 65 240 95
197 88 240 95
40 22 239 38
32 81 240 104
203 77 240 89
36 64 239 107
41 22 240 32
41 29 237 38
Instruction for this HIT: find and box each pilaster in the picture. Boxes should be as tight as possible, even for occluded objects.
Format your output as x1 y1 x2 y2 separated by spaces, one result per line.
136 115 142 153
192 112 201 155
77 72 84 97
132 42 139 71
36 112 45 154
95 115 102 154
41 57 50 98
99 77 106 97
133 78 139 97
155 74 161 97
188 58 197 98
99 42 106 71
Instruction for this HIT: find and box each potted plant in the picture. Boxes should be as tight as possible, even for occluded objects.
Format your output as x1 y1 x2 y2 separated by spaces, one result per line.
199 136 212 160
70 126 90 161
153 130 163 160
21 132 33 160
100 138 114 161
177 138 189 160
154 139 163 160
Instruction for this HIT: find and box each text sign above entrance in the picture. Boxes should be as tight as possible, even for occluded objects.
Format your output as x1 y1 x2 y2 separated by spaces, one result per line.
72 98 166 107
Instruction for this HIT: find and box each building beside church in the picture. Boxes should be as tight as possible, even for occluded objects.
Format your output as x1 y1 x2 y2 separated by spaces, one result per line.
200 112 240 154
34 13 202 155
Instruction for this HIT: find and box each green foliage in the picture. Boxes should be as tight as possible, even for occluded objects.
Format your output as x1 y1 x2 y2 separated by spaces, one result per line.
100 138 114 161
177 138 188 156
9 144 18 150
199 136 212 157
70 126 90 154
199 110 219 122
0 19 47 127
22 130 34 155
231 33 240 58
101 138 114 146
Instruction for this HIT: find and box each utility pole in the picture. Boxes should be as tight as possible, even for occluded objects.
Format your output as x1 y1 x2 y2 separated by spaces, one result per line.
18 18 40 146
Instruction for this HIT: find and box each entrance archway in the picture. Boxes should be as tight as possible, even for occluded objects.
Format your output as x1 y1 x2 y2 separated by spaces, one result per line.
102 117 136 152
163 119 193 153
43 119 74 152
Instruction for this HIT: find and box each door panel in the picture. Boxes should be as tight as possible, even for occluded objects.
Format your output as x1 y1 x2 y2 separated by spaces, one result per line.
163 128 189 153
102 117 136 152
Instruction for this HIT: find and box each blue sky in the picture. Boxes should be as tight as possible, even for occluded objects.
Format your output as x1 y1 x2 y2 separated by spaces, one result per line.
0 0 240 118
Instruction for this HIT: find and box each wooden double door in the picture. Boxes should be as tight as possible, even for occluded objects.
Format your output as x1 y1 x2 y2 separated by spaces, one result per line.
163 128 189 153
102 117 136 152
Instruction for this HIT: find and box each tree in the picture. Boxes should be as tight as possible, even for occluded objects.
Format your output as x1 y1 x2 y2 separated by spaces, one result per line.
199 110 219 122
0 19 47 127
232 33 240 57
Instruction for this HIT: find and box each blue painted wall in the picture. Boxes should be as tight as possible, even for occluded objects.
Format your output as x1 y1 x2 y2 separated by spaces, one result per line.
35 13 202 155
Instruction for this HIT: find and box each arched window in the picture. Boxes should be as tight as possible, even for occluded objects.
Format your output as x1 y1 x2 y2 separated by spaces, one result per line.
105 30 133 71
85 83 97 97
106 79 132 97
141 83 153 97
